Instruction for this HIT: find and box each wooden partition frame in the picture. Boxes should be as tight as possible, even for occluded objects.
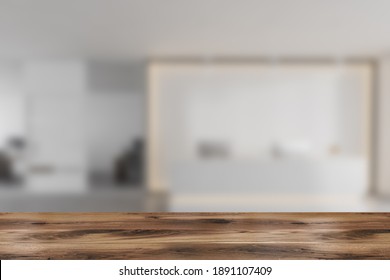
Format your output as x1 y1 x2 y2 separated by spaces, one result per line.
146 57 377 195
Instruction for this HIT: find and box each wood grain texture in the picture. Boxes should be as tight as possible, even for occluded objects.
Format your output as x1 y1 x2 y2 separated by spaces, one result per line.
1 213 390 259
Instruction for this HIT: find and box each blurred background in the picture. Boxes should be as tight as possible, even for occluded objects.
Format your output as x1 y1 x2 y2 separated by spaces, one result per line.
0 0 390 211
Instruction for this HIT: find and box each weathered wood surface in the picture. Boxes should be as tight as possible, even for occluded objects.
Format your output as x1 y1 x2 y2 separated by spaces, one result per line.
1 213 390 259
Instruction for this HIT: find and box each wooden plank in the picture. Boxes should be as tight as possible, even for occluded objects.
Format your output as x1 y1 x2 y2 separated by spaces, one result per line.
1 213 390 259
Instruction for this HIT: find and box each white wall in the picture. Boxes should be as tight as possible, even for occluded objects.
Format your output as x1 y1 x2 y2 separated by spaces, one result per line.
183 66 366 159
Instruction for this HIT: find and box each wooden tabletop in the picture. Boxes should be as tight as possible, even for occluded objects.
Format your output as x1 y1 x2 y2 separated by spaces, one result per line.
1 212 390 259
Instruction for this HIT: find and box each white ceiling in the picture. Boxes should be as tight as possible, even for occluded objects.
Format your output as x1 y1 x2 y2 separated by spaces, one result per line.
0 0 389 59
